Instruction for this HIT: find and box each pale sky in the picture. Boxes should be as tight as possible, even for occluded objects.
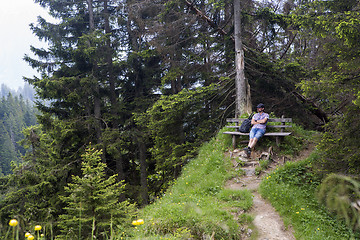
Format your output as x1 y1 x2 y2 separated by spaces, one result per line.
0 0 51 90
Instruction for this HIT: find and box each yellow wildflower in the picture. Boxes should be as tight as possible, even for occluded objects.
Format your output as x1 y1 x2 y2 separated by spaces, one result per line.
34 225 42 231
132 219 144 226
9 219 18 227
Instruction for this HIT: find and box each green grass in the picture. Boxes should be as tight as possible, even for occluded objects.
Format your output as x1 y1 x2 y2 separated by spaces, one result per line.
259 152 360 240
116 122 359 239
125 129 253 239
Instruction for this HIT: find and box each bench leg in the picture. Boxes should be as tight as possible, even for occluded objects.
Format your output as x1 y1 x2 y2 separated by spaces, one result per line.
232 135 237 149
276 136 284 146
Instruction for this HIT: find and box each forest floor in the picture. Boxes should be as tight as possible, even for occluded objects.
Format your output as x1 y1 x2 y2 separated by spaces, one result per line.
225 145 315 240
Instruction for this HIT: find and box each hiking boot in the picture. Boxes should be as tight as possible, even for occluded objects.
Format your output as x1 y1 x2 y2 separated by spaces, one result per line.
243 147 251 158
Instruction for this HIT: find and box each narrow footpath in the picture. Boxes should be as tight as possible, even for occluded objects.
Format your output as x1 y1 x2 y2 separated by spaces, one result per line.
225 149 296 240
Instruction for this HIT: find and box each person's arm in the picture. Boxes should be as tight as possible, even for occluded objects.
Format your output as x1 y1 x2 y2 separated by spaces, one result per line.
257 117 268 124
251 117 257 125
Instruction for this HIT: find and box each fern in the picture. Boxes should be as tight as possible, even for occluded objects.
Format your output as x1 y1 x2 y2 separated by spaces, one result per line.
317 174 360 230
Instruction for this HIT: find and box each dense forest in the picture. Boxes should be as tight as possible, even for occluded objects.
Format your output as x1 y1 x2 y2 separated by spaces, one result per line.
0 0 359 238
0 92 37 175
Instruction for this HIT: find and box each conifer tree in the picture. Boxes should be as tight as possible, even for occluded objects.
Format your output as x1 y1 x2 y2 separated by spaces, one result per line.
58 147 136 239
0 121 17 174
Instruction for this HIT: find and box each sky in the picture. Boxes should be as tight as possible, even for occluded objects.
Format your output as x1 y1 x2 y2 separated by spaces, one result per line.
0 0 52 90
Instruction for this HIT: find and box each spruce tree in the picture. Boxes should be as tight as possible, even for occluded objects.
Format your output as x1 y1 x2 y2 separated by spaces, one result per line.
58 147 136 240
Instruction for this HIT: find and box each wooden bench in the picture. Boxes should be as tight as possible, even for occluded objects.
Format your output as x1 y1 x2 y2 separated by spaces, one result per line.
223 116 292 149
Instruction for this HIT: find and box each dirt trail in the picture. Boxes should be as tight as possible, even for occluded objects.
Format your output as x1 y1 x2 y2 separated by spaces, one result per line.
225 149 299 240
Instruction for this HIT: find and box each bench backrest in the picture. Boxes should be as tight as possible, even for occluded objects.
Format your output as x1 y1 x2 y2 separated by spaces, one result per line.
226 118 292 124
226 116 292 131
226 118 292 125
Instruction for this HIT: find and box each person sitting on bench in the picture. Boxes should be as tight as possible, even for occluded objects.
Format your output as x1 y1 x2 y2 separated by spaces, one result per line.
244 103 269 157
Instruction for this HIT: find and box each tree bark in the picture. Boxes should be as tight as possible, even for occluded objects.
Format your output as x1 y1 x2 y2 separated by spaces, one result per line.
103 0 119 128
116 152 126 201
138 138 148 205
87 0 102 143
234 0 252 117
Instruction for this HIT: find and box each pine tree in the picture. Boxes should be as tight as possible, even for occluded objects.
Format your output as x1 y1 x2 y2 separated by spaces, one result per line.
57 147 136 240
0 121 17 175
0 93 37 175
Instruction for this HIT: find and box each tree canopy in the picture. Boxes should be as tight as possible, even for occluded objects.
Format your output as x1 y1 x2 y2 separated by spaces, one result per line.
0 0 359 237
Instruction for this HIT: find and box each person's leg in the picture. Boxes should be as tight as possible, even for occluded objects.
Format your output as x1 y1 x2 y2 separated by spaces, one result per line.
249 137 258 148
247 128 255 148
249 128 265 149
244 128 256 157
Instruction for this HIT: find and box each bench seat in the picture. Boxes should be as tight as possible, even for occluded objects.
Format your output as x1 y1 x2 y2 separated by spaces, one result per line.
223 116 292 148
223 131 292 136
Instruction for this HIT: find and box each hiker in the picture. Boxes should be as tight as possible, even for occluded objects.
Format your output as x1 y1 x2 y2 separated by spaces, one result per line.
244 103 269 157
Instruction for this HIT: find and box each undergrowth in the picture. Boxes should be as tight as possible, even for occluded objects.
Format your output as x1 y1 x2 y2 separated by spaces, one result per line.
259 152 360 239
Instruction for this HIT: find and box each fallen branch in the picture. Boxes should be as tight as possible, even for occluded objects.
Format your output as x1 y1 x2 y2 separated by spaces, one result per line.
292 91 329 123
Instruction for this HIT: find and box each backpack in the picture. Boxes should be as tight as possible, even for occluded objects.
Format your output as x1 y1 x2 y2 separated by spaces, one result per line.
238 113 254 133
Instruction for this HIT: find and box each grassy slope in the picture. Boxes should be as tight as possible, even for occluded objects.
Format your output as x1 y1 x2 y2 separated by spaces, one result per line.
124 124 359 239
129 129 252 239
259 153 360 240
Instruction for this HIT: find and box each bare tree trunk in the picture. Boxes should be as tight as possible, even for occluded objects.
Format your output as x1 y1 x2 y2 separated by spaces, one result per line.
88 0 94 30
116 153 126 201
87 0 102 143
138 139 148 205
103 0 119 128
234 0 252 117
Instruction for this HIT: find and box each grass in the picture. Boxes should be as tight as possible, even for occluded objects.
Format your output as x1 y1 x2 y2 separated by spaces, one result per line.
255 159 271 175
127 129 253 239
126 122 359 239
259 152 360 239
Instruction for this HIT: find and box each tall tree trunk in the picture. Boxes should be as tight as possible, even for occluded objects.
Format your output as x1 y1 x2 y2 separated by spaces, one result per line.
138 138 148 205
103 0 118 128
234 0 252 117
88 0 94 30
126 1 149 204
87 0 102 143
116 152 126 201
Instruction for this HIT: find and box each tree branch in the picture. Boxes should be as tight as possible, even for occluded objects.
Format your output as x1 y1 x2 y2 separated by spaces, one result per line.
292 91 329 123
184 0 234 42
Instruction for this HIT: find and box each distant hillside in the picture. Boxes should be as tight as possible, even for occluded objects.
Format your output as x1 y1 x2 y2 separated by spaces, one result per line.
0 83 36 102
0 92 38 175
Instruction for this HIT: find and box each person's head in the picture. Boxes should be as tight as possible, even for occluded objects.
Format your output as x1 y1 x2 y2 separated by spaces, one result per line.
256 103 265 112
